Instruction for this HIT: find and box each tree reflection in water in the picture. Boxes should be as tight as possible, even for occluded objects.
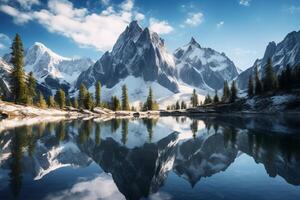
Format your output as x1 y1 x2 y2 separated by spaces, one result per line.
1 115 300 200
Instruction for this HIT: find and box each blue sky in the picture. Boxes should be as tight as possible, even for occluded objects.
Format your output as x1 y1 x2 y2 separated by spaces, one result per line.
0 0 299 70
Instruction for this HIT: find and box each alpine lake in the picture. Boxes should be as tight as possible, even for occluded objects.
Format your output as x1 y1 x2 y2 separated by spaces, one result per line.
0 114 300 200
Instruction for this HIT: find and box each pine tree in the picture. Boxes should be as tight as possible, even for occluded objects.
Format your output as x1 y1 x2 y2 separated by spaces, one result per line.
144 87 154 111
37 93 47 109
72 98 79 109
181 101 187 109
10 34 27 104
95 81 101 107
66 96 71 107
55 89 66 109
204 94 212 104
111 96 121 111
279 65 292 91
121 84 130 110
48 96 56 108
175 101 180 110
213 90 219 103
190 89 198 107
27 71 36 105
84 92 94 110
222 81 231 102
79 84 88 108
254 65 262 95
263 58 277 93
230 80 237 102
248 75 254 97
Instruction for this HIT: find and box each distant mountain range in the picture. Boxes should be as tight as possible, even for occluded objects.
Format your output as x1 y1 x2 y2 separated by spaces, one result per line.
0 21 300 103
3 42 94 93
236 30 300 90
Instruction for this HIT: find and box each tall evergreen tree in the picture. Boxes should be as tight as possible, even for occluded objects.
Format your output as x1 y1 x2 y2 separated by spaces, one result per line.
204 94 212 104
27 72 36 105
72 98 79 109
175 101 180 110
121 84 130 110
37 93 47 109
144 87 154 111
230 81 237 102
55 89 66 109
263 58 277 92
222 81 231 102
79 84 88 108
10 34 27 104
111 96 121 111
48 96 56 108
84 92 94 110
279 64 292 90
190 89 198 107
213 90 219 103
248 75 254 97
181 101 187 109
254 65 262 95
95 81 101 107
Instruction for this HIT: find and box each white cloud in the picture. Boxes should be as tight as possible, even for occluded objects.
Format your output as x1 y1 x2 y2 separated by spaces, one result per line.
185 12 204 27
44 173 125 200
0 5 32 24
239 0 251 6
0 33 10 50
149 18 174 35
17 0 40 10
135 12 145 21
217 21 224 28
0 0 140 51
284 5 300 14
100 0 110 6
120 0 133 11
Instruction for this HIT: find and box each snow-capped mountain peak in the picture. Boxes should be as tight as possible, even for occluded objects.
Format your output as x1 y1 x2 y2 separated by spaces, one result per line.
76 20 179 97
17 42 94 93
174 37 239 91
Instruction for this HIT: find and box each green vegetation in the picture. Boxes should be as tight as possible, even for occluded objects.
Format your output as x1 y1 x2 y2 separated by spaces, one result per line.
95 81 101 107
121 84 130 111
55 89 66 109
27 71 36 105
11 34 27 104
190 89 198 107
37 93 47 109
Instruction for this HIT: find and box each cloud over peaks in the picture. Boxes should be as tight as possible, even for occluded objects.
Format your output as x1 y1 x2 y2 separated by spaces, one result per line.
149 18 174 35
185 12 204 27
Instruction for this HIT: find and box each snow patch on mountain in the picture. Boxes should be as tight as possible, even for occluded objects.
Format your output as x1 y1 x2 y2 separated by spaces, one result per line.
24 42 94 85
174 37 239 91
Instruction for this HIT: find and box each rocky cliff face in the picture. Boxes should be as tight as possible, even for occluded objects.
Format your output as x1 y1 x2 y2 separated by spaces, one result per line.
174 37 239 91
236 30 300 90
76 21 179 93
0 58 12 98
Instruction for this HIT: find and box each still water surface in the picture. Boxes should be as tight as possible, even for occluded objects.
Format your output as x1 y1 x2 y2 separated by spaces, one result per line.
0 115 300 200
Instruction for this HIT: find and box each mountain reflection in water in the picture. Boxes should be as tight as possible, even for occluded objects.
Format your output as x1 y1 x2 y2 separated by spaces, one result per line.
0 115 300 200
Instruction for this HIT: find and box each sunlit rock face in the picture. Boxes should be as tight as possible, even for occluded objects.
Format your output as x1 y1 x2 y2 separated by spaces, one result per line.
76 21 179 94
